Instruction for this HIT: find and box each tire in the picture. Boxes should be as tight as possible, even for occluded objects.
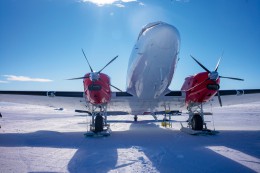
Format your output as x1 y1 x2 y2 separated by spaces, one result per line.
134 115 138 122
95 115 103 132
191 114 203 130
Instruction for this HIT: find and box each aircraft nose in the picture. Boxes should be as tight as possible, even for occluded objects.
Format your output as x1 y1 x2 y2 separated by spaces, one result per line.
153 24 180 49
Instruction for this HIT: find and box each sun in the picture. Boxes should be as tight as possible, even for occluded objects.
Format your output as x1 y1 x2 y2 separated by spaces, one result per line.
82 0 119 6
82 0 137 6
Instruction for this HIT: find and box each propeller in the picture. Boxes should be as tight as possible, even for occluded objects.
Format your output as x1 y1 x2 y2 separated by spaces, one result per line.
109 84 123 92
217 90 222 107
67 49 122 92
191 55 210 73
82 49 93 73
67 76 88 80
219 76 244 81
98 55 118 73
214 57 221 72
68 49 118 81
191 55 244 106
98 76 123 92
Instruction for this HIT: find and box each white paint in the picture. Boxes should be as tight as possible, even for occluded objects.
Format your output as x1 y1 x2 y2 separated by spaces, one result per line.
126 21 180 99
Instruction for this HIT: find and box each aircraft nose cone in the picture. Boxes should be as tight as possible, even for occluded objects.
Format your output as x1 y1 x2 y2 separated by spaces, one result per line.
127 22 181 99
153 23 180 49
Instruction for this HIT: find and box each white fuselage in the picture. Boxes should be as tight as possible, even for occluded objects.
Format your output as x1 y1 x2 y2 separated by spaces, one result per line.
126 22 180 99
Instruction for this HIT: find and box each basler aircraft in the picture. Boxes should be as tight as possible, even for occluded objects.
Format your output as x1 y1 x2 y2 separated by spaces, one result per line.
1 21 260 136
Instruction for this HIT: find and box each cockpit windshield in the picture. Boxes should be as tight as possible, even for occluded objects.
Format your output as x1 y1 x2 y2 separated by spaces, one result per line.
137 22 162 40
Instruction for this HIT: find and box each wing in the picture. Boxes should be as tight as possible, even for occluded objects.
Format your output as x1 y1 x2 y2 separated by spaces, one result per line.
0 91 86 110
205 89 260 108
0 90 186 115
1 89 259 114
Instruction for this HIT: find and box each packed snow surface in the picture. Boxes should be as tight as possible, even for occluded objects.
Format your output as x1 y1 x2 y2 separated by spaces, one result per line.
0 101 260 173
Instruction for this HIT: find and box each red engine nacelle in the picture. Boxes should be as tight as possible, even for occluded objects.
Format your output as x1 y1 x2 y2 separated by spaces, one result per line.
83 73 111 105
181 72 220 105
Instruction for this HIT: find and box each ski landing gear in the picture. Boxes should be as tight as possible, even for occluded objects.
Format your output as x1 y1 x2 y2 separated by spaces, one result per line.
181 103 219 135
134 115 138 122
0 112 2 129
84 105 111 137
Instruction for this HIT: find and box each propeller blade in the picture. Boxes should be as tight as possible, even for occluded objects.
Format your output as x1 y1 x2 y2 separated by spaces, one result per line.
67 76 89 80
215 52 224 72
98 55 118 73
217 90 222 107
190 55 210 73
110 84 123 92
214 58 221 72
82 49 93 72
98 77 123 92
219 76 244 81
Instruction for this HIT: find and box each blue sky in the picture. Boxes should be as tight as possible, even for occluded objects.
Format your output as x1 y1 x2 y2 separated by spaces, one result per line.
0 0 260 91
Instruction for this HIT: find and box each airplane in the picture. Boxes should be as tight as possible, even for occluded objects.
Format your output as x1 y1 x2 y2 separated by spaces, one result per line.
1 21 260 136
0 112 2 128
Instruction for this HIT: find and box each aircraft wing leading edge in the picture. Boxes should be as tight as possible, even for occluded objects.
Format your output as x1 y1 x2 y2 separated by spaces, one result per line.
206 89 260 107
0 89 260 114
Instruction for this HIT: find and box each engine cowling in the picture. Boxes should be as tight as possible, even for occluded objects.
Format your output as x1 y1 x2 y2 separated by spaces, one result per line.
181 72 220 105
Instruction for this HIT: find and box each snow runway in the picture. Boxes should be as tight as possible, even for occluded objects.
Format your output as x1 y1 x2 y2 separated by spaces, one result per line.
207 146 260 173
0 102 260 173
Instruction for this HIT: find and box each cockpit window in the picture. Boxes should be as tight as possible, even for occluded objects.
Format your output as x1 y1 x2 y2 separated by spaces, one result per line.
138 22 161 40
88 84 102 91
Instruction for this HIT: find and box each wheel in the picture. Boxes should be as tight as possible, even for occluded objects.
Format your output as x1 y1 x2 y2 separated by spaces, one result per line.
95 115 104 132
134 115 138 122
191 114 203 130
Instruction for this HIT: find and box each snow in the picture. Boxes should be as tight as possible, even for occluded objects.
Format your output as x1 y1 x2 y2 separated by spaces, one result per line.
0 101 260 173
206 146 260 173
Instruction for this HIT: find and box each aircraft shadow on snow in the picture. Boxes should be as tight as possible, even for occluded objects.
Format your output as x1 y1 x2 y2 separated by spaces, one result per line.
0 122 259 173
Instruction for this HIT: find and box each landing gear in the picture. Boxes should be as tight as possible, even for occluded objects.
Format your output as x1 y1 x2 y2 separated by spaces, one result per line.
186 103 206 130
94 114 104 132
85 104 110 137
0 112 2 129
134 115 138 122
181 103 218 135
191 113 203 130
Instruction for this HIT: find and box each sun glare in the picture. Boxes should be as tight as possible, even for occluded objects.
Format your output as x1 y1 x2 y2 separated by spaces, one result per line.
82 0 137 6
206 146 260 172
83 0 118 6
